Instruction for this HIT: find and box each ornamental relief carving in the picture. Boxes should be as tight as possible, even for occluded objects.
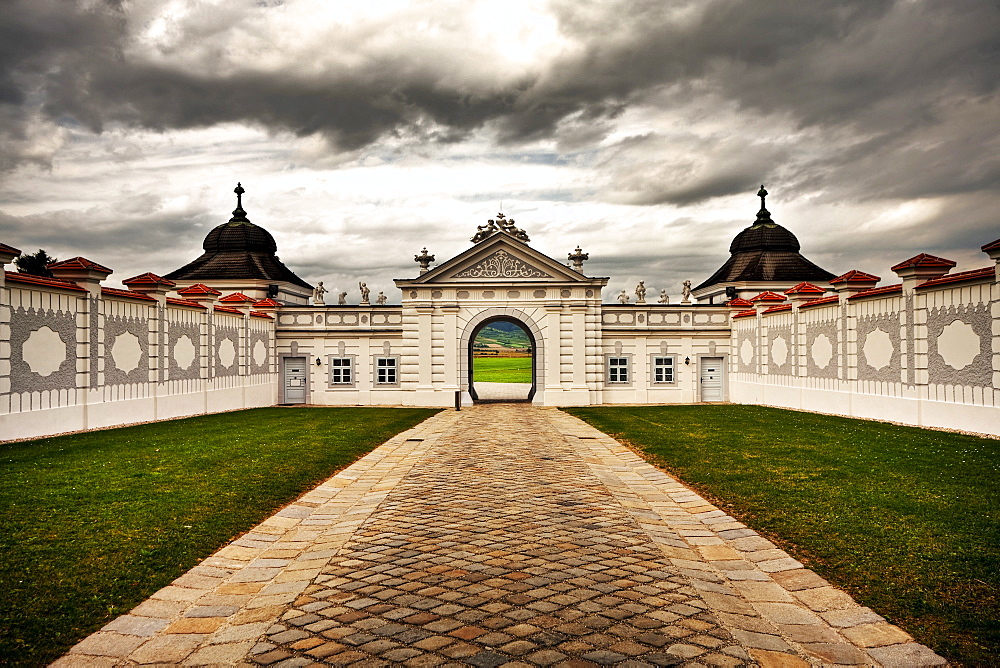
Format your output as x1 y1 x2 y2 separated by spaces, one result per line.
453 250 552 279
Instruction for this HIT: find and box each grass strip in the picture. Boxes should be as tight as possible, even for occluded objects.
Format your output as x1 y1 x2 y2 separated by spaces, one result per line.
473 356 532 383
0 406 438 666
563 404 999 666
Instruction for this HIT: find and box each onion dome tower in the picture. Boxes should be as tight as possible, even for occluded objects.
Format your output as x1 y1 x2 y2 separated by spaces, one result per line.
164 184 312 303
692 186 835 303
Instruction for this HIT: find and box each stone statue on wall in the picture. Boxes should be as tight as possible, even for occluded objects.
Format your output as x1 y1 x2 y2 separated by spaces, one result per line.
681 279 692 304
359 282 370 305
375 291 387 306
312 281 327 305
635 281 646 304
338 291 347 305
658 289 669 304
617 289 629 304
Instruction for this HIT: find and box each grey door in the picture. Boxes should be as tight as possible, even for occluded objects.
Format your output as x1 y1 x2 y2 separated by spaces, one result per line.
283 357 307 404
700 357 724 402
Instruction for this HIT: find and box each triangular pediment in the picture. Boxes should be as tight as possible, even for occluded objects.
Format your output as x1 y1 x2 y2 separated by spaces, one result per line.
409 232 592 284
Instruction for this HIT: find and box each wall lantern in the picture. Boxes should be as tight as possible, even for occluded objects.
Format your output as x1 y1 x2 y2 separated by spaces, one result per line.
684 356 691 365
316 358 322 366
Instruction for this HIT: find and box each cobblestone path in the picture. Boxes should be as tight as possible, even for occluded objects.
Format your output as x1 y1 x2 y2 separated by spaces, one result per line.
57 405 946 667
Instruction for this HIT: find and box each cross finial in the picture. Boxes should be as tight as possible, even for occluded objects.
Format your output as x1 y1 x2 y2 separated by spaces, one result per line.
230 182 249 222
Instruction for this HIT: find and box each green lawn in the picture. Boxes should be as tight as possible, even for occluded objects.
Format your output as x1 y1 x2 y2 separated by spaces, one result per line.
563 404 999 666
473 355 532 383
0 407 438 666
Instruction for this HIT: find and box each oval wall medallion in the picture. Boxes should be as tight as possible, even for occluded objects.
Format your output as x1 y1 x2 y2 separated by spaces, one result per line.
586 290 594 298
507 290 521 298
457 290 470 299
534 290 546 298
483 291 495 299
561 289 571 298
432 290 443 299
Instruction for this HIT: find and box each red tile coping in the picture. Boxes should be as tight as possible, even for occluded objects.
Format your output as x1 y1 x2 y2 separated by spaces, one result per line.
784 282 826 295
798 295 841 309
166 297 207 309
47 256 113 274
848 284 902 300
749 290 787 302
890 253 956 271
4 271 87 292
763 303 793 314
253 298 282 308
732 309 757 319
831 269 880 284
122 272 176 287
177 283 222 296
0 242 21 255
102 286 156 301
213 305 245 315
250 310 274 319
918 266 995 289
723 298 753 307
982 238 1000 252
219 292 254 303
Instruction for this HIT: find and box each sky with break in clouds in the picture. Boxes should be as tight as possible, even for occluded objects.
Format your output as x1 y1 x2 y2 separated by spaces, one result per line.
0 0 998 301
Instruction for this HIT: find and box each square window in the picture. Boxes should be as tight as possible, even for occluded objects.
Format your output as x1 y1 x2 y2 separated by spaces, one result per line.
607 356 629 383
329 357 353 385
653 356 674 383
376 357 397 385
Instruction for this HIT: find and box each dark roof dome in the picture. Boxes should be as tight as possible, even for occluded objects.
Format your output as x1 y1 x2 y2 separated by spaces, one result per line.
695 186 834 292
202 183 277 253
203 221 277 254
729 218 800 253
164 183 312 291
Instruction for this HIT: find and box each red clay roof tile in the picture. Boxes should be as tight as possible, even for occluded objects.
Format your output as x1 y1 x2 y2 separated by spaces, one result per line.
253 298 281 308
831 269 880 284
219 292 254 303
0 242 21 256
733 309 757 318
980 238 1000 252
249 310 274 319
166 297 207 309
784 282 826 294
890 253 956 271
101 286 156 301
724 298 754 307
798 295 841 308
917 266 995 288
763 303 793 314
47 256 113 274
122 272 176 287
749 291 787 302
177 283 222 296
4 271 87 291
213 304 244 315
848 284 902 300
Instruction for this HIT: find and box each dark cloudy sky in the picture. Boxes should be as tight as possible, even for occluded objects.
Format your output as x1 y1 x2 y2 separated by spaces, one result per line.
1 0 998 300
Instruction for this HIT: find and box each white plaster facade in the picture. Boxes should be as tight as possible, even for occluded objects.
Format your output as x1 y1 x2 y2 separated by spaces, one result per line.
2 222 998 442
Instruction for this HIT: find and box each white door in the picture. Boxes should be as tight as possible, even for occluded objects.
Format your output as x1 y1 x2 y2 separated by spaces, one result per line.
700 357 724 402
283 357 307 404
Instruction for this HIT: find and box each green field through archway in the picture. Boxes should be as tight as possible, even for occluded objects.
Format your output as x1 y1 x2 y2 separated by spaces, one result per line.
472 321 532 383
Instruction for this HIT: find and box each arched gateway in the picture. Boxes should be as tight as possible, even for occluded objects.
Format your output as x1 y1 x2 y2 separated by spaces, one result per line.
462 311 541 403
394 214 610 406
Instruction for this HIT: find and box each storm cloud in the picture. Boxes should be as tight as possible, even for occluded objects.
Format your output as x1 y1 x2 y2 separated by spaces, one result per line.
0 0 998 297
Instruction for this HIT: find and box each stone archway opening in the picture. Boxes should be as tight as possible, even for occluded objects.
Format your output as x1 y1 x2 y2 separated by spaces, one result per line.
468 317 535 403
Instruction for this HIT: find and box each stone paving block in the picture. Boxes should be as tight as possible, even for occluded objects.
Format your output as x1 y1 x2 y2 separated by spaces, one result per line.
840 621 913 647
56 407 945 668
68 632 146 657
101 614 171 636
867 641 948 666
128 633 204 663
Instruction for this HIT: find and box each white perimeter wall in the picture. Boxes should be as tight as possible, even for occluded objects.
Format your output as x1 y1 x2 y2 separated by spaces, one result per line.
729 274 1000 436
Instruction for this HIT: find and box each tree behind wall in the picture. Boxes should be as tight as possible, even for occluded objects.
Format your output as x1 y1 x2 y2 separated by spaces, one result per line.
14 249 57 278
